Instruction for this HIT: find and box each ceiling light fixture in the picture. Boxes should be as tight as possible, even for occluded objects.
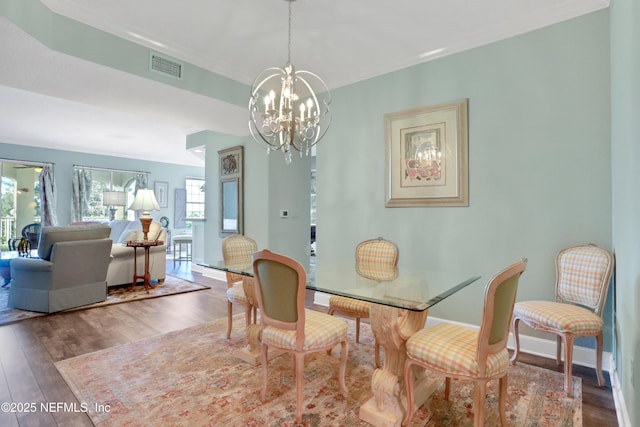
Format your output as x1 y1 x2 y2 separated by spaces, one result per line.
248 0 331 164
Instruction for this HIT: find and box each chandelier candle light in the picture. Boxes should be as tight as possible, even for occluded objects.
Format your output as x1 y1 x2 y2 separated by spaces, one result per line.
248 0 331 164
128 188 160 241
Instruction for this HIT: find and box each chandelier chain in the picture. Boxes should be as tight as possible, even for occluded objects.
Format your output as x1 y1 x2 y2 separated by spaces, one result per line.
287 0 292 64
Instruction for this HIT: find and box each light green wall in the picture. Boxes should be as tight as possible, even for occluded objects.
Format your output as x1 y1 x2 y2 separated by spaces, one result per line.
0 141 203 228
611 0 640 424
189 130 309 267
266 149 311 267
317 11 612 338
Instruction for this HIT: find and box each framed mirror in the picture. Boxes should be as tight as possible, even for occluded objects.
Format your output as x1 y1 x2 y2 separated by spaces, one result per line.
218 146 243 234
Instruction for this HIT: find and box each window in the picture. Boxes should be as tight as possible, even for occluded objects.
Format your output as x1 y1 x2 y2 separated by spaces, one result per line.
71 166 146 222
185 178 205 219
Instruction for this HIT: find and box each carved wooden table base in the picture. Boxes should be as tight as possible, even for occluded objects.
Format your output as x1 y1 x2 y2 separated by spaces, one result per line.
359 304 438 427
232 276 281 365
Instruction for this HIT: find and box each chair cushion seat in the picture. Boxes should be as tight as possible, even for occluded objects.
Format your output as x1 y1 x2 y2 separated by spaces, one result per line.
262 309 348 351
329 295 370 318
406 323 509 378
514 301 603 336
226 283 249 305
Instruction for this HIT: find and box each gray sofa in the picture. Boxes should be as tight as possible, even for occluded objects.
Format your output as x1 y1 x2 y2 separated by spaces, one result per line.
8 224 112 313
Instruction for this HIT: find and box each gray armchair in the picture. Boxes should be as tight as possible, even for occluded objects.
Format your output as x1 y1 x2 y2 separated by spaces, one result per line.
8 224 112 313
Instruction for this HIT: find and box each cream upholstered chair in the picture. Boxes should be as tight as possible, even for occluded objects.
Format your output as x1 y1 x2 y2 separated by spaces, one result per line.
511 244 614 395
252 249 349 424
328 237 398 368
403 259 527 427
222 234 258 339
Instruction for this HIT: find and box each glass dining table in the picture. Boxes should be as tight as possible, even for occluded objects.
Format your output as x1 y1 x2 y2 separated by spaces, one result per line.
201 259 481 427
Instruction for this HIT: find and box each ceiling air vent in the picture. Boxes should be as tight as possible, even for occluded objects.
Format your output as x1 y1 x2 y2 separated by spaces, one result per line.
149 52 183 80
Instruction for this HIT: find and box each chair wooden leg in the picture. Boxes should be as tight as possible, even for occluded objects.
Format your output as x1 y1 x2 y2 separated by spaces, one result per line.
338 340 349 397
595 332 605 387
374 342 381 369
510 317 521 364
226 301 233 340
474 380 486 427
244 304 252 327
326 308 335 356
562 334 574 395
355 317 361 343
295 352 305 423
499 375 508 426
556 335 563 365
402 359 416 427
260 343 269 401
445 377 451 400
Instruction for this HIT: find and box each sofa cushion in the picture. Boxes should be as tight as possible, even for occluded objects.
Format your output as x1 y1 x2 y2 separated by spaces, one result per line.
38 224 111 261
118 221 142 243
108 220 131 242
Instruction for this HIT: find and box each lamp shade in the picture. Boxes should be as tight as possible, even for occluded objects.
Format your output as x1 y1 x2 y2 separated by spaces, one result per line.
128 188 160 213
102 190 127 207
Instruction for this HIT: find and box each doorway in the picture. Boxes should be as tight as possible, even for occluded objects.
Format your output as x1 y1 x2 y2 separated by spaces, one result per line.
0 161 44 250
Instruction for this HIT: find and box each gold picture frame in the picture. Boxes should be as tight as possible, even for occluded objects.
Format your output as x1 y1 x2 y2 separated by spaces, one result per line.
385 99 469 207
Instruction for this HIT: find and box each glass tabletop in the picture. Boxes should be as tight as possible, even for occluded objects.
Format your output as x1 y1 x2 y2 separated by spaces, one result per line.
199 260 481 312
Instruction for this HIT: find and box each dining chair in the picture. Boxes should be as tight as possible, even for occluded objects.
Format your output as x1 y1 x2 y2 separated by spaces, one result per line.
403 259 527 427
222 234 258 339
252 249 349 424
327 237 398 368
510 244 614 395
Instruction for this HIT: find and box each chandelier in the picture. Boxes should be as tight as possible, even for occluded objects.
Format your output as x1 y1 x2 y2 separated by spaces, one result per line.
248 0 331 164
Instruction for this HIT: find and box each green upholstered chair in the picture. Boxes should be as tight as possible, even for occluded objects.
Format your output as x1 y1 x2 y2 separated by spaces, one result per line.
222 234 258 339
252 249 349 424
403 259 527 427
511 244 614 395
327 237 398 368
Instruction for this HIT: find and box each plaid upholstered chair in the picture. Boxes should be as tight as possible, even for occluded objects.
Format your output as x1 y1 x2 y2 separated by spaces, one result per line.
403 259 527 427
510 244 614 395
252 249 349 424
222 235 258 339
327 237 399 368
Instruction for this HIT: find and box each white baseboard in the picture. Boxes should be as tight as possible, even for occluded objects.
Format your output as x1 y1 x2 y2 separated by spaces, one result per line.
313 291 611 370
192 263 227 281
609 354 632 427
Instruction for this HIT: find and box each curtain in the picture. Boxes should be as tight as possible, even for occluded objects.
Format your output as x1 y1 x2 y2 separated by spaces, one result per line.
132 173 148 220
38 164 58 226
71 167 92 223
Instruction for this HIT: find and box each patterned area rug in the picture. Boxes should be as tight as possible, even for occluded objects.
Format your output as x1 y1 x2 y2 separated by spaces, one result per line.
0 274 210 326
55 315 582 426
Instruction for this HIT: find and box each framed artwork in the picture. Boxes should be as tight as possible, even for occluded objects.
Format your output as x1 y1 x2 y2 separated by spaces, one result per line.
385 99 469 207
154 181 169 208
218 146 243 234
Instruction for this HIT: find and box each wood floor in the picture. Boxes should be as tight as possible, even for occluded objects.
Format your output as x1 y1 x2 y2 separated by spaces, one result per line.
0 259 619 426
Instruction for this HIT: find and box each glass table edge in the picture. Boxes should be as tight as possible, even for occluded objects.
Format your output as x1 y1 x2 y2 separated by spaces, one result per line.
199 262 481 312
307 275 481 312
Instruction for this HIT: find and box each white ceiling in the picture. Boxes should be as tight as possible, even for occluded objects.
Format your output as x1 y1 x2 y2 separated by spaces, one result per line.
0 0 609 167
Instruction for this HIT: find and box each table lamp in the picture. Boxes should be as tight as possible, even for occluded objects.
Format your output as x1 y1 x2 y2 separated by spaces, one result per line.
102 190 127 221
128 188 160 241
